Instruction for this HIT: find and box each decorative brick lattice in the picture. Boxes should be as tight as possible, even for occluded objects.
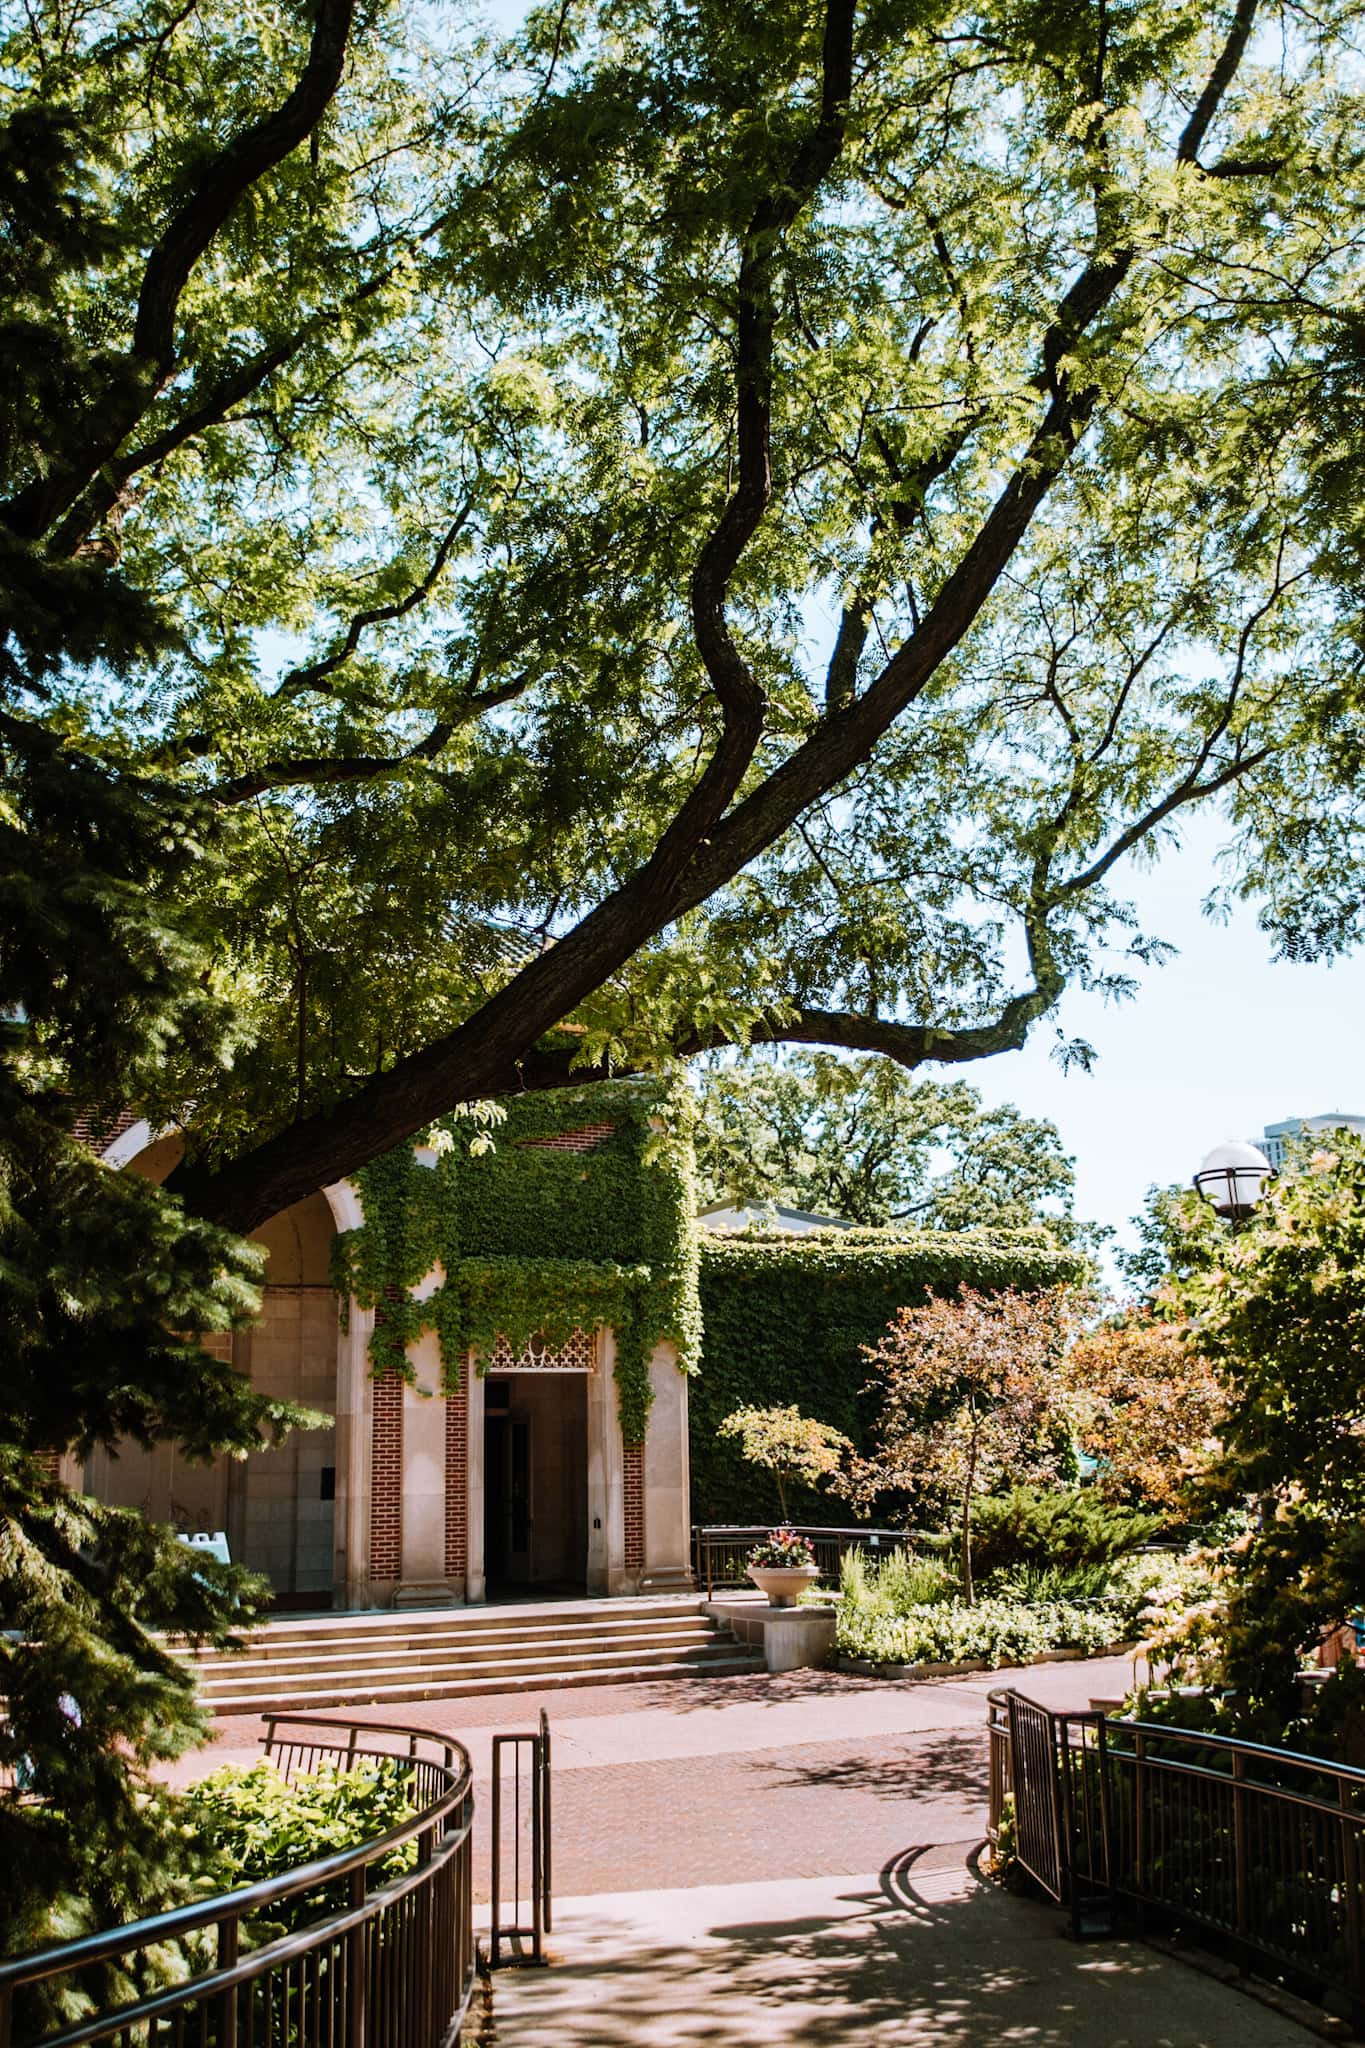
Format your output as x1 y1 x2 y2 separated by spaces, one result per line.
444 1375 468 1579
484 1327 596 1373
623 1443 645 1572
369 1368 404 1581
514 1122 616 1153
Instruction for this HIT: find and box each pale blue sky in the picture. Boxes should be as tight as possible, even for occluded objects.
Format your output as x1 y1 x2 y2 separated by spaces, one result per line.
959 809 1365 1278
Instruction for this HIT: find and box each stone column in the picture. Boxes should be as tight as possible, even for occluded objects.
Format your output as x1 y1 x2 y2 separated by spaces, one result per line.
586 1328 627 1594
642 1341 695 1591
394 1325 458 1606
336 1300 375 1608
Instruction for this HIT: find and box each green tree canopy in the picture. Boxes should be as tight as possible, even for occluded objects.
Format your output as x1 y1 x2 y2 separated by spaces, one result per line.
1170 1137 1365 1725
4 0 1365 1235
694 1051 1086 1237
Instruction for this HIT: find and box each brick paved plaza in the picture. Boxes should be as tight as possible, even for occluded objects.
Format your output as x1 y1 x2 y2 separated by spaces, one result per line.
187 1653 1318 2044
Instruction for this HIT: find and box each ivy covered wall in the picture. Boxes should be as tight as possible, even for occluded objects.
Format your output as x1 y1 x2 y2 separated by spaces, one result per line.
691 1229 1089 1526
331 1081 699 1443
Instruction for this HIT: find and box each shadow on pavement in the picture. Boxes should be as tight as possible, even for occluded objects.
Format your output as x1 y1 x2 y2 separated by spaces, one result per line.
756 1729 988 1807
490 1852 1313 2047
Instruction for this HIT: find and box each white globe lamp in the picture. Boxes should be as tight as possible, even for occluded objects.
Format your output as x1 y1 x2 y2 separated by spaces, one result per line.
1193 1139 1273 1221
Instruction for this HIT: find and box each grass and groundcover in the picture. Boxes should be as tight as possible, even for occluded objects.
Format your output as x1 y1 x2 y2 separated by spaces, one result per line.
828 1487 1210 1670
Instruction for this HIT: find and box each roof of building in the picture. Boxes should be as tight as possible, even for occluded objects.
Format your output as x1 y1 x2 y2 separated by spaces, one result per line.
696 1201 856 1234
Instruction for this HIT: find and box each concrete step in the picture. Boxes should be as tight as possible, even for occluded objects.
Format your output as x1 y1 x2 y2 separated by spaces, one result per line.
193 1629 726 1685
201 1648 764 1715
184 1594 706 1653
190 1612 718 1672
195 1635 747 1698
179 1594 765 1714
193 1629 724 1683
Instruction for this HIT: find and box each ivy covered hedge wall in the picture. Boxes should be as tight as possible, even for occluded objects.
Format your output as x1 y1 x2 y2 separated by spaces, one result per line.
331 1081 699 1443
691 1230 1088 1526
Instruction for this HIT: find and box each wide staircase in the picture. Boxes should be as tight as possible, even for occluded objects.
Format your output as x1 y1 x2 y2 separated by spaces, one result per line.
183 1593 764 1715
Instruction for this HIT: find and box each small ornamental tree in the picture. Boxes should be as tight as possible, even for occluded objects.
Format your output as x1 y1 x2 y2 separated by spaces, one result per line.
1066 1315 1225 1510
847 1285 1080 1603
718 1405 852 1521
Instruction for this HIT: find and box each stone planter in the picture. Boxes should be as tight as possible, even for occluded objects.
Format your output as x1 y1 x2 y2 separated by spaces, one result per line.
748 1563 821 1609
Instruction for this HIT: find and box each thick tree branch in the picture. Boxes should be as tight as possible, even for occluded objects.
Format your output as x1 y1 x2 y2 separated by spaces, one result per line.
168 0 1262 1235
208 723 454 805
666 0 858 870
2 0 356 543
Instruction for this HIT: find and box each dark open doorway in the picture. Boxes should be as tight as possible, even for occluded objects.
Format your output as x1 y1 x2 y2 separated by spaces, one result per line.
483 1374 589 1598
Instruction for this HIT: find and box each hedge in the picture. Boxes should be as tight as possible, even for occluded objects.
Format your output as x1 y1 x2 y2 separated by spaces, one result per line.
690 1229 1088 1526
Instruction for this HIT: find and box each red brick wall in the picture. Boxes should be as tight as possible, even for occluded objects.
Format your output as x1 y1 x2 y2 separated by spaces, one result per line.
515 1122 616 1153
369 1369 404 1581
444 1375 468 1580
623 1443 645 1572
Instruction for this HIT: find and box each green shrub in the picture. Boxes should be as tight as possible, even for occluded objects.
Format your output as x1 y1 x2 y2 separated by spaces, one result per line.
969 1487 1165 1578
986 1560 1119 1603
179 1759 417 1935
836 1595 1119 1667
840 1544 955 1612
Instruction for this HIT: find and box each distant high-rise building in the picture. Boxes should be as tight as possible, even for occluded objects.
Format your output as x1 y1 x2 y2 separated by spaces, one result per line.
1261 1114 1365 1172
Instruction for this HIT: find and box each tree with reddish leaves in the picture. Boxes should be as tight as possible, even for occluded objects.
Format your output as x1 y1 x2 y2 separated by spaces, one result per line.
848 1285 1082 1602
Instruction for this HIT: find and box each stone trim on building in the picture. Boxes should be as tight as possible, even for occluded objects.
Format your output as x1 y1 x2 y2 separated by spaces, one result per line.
484 1328 596 1373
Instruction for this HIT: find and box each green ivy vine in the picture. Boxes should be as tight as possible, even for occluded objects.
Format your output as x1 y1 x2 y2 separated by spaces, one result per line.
691 1227 1089 1524
330 1081 700 1444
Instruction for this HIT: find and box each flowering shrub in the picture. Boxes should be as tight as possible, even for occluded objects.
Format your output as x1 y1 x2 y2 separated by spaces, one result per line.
747 1529 817 1570
836 1595 1119 1667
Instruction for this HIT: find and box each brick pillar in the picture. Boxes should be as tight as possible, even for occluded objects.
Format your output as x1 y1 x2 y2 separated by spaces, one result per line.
623 1442 645 1573
369 1369 403 1581
444 1372 468 1581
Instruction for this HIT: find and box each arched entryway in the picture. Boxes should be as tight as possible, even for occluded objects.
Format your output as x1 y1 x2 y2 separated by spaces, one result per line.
83 1131 346 1610
228 1191 339 1605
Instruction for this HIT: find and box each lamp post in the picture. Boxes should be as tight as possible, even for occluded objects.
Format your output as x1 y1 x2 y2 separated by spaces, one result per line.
1193 1139 1273 1223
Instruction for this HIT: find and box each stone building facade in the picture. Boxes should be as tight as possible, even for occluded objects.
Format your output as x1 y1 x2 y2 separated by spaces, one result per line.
77 1118 694 1611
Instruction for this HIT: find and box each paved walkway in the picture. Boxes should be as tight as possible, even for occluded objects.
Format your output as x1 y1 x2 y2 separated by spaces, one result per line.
493 1863 1314 2047
179 1655 1317 2043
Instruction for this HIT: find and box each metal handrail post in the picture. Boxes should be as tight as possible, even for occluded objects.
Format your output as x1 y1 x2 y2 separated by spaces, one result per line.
539 1709 553 1935
1341 1779 1363 2009
216 1914 239 2043
490 1741 504 1970
1133 1729 1147 1934
1231 1749 1249 1942
347 1864 367 2048
530 1733 544 1965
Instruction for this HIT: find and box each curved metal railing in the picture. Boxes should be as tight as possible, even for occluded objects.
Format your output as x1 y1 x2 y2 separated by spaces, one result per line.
0 1715 476 2048
987 1685 1365 2023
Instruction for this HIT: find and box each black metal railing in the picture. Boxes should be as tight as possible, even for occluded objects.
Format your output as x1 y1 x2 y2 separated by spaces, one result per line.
0 1714 476 2048
692 1523 936 1598
489 1708 552 1968
988 1687 1365 2021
